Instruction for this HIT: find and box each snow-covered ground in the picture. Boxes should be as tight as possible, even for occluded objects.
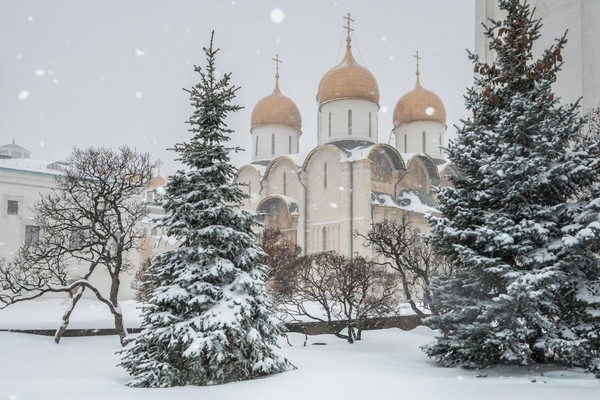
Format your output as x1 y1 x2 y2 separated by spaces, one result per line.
1 299 598 399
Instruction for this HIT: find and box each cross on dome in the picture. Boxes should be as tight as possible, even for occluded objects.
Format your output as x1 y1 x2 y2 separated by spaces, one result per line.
272 54 282 80
414 51 422 76
343 13 354 48
155 159 163 176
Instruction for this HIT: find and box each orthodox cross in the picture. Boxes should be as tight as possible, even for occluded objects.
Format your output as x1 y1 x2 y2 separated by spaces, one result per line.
343 13 354 46
414 51 422 75
272 54 282 80
155 159 163 176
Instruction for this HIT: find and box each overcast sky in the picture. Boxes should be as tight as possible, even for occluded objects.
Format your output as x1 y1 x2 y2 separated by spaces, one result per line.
0 0 475 176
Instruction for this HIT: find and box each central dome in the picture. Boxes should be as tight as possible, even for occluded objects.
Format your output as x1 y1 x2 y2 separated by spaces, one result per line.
317 43 379 105
251 81 302 131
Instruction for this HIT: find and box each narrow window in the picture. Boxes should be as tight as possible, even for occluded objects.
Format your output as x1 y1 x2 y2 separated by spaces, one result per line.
25 225 40 247
369 112 372 138
404 134 407 153
255 136 258 156
271 134 275 155
322 226 327 251
439 132 442 155
422 131 426 153
283 172 287 196
288 136 292 153
248 181 251 196
328 112 332 137
324 163 328 189
7 200 18 215
348 109 352 135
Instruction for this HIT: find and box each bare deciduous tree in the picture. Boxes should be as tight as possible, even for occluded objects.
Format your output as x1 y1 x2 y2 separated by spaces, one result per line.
258 229 305 300
282 251 401 343
0 146 152 345
356 217 452 317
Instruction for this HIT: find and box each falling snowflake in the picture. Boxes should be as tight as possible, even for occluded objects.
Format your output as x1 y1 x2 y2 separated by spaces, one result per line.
271 9 285 24
381 106 389 113
27 15 34 22
35 69 45 76
40 140 45 147
135 91 143 99
134 49 145 58
18 91 30 101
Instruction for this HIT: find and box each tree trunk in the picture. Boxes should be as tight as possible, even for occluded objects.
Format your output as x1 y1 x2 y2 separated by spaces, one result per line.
109 275 127 346
397 268 426 317
54 285 84 344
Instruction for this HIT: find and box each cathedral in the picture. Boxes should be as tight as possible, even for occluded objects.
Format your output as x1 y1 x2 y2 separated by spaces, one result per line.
234 15 457 258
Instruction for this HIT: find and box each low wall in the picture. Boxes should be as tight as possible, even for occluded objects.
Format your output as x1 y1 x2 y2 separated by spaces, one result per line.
0 315 423 337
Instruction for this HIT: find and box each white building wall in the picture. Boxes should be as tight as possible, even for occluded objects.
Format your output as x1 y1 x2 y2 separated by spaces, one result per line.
250 125 301 162
263 160 299 200
393 121 446 158
0 167 55 260
317 99 379 145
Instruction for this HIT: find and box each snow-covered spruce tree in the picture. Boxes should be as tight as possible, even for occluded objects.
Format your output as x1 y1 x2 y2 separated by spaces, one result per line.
423 0 600 372
119 32 293 387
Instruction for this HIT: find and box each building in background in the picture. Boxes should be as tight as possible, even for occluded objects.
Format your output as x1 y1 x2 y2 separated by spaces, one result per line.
0 147 166 299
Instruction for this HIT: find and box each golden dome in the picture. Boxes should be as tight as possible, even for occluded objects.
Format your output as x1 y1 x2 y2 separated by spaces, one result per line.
251 79 302 131
393 74 446 127
147 175 166 189
317 41 379 105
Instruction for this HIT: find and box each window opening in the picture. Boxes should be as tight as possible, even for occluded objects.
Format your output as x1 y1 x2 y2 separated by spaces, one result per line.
7 200 18 215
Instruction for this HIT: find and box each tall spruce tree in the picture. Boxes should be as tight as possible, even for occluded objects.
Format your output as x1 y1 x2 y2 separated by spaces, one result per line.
423 0 600 373
119 32 293 387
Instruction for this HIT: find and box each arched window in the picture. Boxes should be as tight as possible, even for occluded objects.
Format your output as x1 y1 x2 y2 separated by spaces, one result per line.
328 112 332 137
283 172 287 196
324 163 328 189
369 112 372 138
404 134 407 153
348 110 352 135
322 226 328 250
438 132 442 155
422 131 426 153
255 136 258 156
288 136 292 153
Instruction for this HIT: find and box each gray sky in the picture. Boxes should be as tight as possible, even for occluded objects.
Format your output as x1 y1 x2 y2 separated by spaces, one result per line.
0 0 475 176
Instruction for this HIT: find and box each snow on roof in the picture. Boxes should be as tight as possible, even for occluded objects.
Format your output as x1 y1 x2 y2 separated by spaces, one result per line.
372 190 438 215
0 158 62 176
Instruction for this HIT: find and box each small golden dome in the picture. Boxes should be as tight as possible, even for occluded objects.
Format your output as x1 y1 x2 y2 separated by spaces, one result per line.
393 74 446 127
317 43 379 105
251 80 302 131
147 175 166 189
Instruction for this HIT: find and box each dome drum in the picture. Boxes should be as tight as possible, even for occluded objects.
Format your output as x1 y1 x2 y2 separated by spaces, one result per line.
318 99 378 146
